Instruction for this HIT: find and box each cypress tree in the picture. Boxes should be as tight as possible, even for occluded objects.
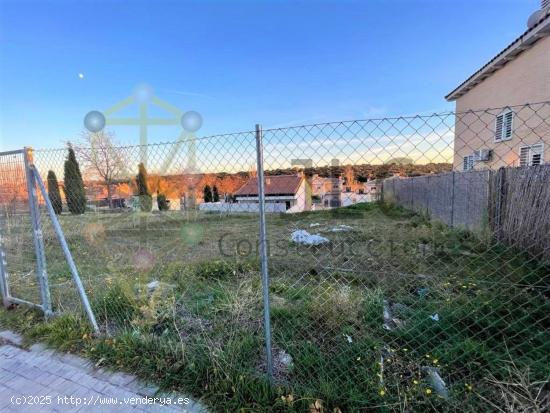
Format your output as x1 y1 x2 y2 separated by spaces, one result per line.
47 170 63 214
136 163 152 211
157 193 169 211
203 185 212 203
64 147 86 214
212 185 219 202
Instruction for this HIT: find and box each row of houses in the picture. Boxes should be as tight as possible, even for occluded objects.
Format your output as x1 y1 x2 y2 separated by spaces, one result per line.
81 173 381 214
225 174 381 213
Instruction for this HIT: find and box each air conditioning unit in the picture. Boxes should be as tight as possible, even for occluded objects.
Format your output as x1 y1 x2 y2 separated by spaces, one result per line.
473 149 492 162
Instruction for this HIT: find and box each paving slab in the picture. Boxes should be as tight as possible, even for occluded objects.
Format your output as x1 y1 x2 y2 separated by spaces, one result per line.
0 331 207 412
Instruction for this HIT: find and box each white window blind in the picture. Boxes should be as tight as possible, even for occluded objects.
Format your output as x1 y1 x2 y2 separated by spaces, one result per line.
495 110 514 141
519 143 544 167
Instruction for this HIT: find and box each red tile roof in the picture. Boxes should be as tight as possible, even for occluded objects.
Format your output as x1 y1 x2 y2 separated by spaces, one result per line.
235 175 303 196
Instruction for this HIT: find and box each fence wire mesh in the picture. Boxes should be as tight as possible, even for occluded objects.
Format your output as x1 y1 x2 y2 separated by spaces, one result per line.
0 150 40 306
1 101 549 412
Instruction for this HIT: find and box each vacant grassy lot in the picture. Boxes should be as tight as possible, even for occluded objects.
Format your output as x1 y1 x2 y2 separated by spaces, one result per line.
1 203 548 412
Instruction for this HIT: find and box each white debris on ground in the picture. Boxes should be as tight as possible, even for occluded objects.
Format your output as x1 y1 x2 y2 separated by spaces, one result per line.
383 300 394 331
146 280 160 294
344 334 353 343
379 345 391 388
430 313 440 322
276 349 293 369
422 367 449 399
146 280 175 298
291 230 329 246
309 223 321 227
267 348 294 380
328 224 353 232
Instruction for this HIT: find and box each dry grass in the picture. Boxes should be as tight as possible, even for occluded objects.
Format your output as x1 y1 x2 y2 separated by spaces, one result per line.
1 203 548 412
477 355 549 413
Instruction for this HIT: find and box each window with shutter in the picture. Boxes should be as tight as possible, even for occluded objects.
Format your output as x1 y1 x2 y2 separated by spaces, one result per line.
519 147 530 167
504 111 513 139
495 115 504 141
519 143 544 167
495 109 514 141
463 155 474 171
530 144 543 166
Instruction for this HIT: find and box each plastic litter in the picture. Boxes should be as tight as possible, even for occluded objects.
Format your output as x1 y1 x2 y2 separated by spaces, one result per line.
430 313 440 321
329 224 353 232
417 287 429 299
147 280 160 293
422 367 449 399
291 230 329 246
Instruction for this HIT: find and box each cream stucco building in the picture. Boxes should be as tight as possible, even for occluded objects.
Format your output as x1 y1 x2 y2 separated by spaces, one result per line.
446 1 550 170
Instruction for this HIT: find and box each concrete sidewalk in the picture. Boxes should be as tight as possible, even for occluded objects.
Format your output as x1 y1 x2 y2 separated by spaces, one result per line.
0 331 207 413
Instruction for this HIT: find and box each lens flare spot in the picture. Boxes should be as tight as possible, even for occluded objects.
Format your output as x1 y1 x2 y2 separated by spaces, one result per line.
83 223 105 245
180 223 204 246
133 249 155 271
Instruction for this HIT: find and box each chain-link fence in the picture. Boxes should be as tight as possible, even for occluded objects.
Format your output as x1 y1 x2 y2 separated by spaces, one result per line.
0 150 42 308
0 102 549 411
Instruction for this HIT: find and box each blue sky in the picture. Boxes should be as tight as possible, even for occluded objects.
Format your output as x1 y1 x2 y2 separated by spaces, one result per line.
0 0 540 150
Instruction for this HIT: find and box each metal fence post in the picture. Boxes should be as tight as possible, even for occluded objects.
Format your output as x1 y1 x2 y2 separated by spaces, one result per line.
32 166 99 333
255 124 274 382
23 147 52 317
0 238 9 307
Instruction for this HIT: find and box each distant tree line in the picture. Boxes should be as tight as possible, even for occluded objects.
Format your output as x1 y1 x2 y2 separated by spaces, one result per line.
46 147 172 214
45 143 451 215
265 162 452 180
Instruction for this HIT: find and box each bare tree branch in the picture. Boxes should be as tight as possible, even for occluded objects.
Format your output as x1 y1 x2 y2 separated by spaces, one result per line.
75 130 128 208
